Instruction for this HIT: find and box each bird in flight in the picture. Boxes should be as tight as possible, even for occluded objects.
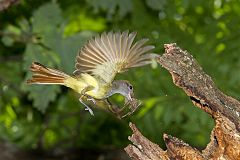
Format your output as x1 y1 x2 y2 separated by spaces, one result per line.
27 31 156 117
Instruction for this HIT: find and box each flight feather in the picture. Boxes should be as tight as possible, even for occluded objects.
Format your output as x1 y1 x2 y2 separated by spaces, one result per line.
74 31 156 83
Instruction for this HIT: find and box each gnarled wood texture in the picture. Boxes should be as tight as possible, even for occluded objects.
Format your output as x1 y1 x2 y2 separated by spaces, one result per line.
125 43 240 160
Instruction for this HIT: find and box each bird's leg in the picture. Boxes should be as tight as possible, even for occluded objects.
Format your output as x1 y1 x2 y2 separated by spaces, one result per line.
79 95 94 116
104 99 122 119
105 98 117 113
79 86 95 116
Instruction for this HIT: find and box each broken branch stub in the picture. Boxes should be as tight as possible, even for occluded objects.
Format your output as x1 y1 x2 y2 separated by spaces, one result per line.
158 43 240 131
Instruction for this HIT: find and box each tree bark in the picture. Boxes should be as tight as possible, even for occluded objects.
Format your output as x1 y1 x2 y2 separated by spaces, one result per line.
125 43 240 160
0 0 19 11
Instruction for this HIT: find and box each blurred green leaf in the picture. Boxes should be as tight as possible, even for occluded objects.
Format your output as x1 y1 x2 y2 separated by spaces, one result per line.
1 25 21 46
26 85 60 113
32 2 63 34
54 31 95 73
1 36 14 47
44 129 58 148
86 0 133 19
64 9 106 35
146 0 166 11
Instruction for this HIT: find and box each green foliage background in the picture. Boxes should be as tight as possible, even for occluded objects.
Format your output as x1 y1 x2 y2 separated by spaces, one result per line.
0 0 239 153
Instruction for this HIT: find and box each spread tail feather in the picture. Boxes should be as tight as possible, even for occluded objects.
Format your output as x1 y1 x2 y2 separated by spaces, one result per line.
27 62 70 85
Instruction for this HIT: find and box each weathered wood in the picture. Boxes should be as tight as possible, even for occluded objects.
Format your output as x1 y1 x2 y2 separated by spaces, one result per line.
125 43 240 160
125 123 168 160
159 43 240 131
0 0 19 11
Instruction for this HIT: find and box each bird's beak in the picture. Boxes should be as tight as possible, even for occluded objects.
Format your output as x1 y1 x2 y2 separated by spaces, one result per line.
128 90 135 101
124 92 133 105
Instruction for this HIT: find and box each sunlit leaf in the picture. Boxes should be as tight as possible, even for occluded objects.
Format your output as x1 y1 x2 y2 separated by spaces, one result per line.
64 10 106 35
43 129 58 148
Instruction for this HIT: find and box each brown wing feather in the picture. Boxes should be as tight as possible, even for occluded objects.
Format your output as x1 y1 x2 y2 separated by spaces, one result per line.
74 31 157 83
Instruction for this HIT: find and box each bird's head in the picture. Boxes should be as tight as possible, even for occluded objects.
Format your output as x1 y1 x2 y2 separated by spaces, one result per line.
110 80 134 102
108 80 141 118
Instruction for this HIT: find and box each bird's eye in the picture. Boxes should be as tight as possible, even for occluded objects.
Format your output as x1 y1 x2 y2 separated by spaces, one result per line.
129 85 133 90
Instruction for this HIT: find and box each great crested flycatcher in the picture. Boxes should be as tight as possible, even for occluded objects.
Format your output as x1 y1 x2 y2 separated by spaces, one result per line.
27 31 156 116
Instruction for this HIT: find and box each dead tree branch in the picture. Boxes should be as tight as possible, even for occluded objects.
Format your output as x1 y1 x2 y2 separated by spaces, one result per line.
125 43 240 160
0 0 19 11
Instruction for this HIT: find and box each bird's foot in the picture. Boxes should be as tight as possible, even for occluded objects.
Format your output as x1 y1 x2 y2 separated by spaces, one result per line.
86 96 96 105
79 97 94 116
84 106 94 116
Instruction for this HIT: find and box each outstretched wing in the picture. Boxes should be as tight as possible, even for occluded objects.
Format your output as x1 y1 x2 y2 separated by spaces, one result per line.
73 31 156 84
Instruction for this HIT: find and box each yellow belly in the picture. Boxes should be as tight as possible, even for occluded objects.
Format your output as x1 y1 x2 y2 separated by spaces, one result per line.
63 73 110 99
86 84 110 99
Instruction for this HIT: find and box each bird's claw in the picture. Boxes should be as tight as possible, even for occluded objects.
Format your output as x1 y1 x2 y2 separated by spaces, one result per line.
79 96 95 116
84 106 94 116
87 97 96 105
